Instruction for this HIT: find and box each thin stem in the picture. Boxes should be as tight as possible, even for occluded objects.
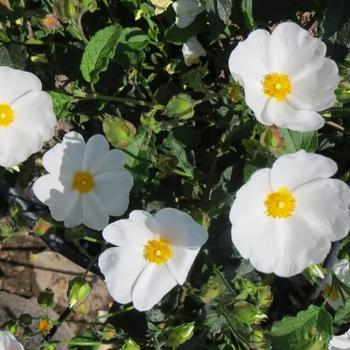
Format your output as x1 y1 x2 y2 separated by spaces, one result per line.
81 92 156 108
326 121 345 133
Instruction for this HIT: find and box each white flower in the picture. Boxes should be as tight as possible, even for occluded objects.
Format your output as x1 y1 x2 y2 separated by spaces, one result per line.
324 259 350 310
0 66 56 167
98 208 208 311
182 36 207 66
329 329 350 350
229 150 350 277
0 331 24 350
172 0 204 28
33 131 133 231
228 22 339 132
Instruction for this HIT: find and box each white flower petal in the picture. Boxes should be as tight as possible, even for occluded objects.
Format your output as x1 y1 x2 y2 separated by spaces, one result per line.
269 22 327 74
261 99 325 131
64 197 83 228
230 168 271 226
12 91 56 134
288 58 339 111
91 149 126 175
232 213 331 277
32 174 63 203
166 246 200 284
94 170 133 217
295 179 350 241
50 190 80 222
182 36 206 66
82 192 109 230
172 0 204 29
99 246 145 304
82 134 109 171
229 29 270 83
132 263 177 311
154 208 208 249
0 67 42 103
270 150 338 191
0 91 56 167
102 210 158 247
0 331 24 350
241 80 270 125
329 329 350 350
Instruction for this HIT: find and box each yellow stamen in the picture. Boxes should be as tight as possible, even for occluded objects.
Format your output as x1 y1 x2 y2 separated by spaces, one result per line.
72 171 94 193
143 239 172 265
264 187 296 218
0 104 14 127
262 73 292 100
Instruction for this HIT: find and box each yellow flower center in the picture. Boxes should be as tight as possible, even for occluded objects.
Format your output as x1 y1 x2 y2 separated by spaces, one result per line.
262 73 292 100
143 239 173 265
72 171 95 193
38 319 51 332
264 187 296 218
0 104 14 127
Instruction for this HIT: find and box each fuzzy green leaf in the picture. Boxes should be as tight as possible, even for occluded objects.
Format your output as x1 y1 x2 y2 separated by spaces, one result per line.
270 305 333 350
80 24 123 83
280 129 318 153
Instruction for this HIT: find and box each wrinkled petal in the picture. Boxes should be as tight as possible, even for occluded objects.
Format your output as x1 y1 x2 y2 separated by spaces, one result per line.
64 197 83 228
155 208 208 249
261 98 325 131
91 149 126 175
182 36 206 66
172 0 204 28
94 170 133 217
329 329 350 350
0 91 56 167
166 246 200 284
294 179 350 241
288 58 339 111
99 246 145 304
229 29 270 83
0 67 42 103
82 192 109 230
32 174 63 203
230 168 271 226
231 213 331 277
82 134 109 171
241 79 270 125
269 22 327 74
102 210 159 247
50 190 79 222
270 150 338 191
0 331 24 350
132 263 177 311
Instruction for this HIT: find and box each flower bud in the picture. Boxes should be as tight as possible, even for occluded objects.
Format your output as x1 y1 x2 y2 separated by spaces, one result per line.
166 322 195 348
38 288 55 309
67 277 92 309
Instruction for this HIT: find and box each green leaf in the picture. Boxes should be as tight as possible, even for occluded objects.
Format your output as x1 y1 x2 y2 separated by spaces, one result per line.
122 27 150 50
270 305 333 350
0 43 13 67
126 128 157 183
80 24 123 83
334 297 350 325
163 133 194 177
48 90 74 118
241 0 254 30
164 93 194 120
279 128 318 154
